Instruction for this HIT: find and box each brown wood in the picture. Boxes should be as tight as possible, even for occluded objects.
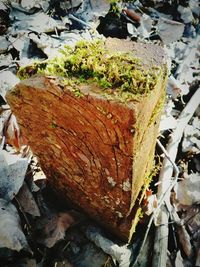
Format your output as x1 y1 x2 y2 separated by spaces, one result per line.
6 39 167 241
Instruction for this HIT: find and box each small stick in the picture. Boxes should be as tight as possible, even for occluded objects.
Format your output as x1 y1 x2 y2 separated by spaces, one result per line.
68 14 93 29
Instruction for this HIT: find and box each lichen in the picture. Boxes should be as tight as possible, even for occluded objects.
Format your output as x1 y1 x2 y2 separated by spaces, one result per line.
17 39 163 101
122 179 131 191
107 176 116 187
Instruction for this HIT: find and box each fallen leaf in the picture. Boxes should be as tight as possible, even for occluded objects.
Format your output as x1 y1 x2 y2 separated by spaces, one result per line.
0 71 20 101
175 173 200 206
175 250 184 267
122 9 141 23
0 36 10 54
127 23 138 36
0 199 28 251
35 211 76 248
0 148 28 201
189 0 200 16
17 182 41 217
89 0 110 14
177 225 192 257
181 204 200 233
157 17 184 44
28 32 62 58
9 6 65 33
21 0 43 11
177 5 194 24
3 112 27 150
182 117 200 154
138 14 153 39
159 99 177 131
3 113 20 149
167 75 189 98
144 193 158 216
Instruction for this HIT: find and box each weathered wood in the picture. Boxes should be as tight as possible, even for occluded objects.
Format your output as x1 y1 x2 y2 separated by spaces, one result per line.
6 39 167 241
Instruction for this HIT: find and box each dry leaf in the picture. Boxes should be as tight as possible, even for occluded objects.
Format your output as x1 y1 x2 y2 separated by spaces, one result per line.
0 36 10 54
0 199 28 251
177 225 192 257
167 75 189 98
177 5 194 24
0 148 28 201
122 9 141 22
159 101 178 131
143 189 158 216
176 173 200 206
157 17 184 44
182 117 200 154
35 211 76 248
3 112 27 150
181 204 200 232
17 182 41 217
175 251 184 267
0 71 20 101
138 14 153 38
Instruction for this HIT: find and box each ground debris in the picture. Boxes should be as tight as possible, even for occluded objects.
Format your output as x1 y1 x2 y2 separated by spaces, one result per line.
0 0 200 266
0 198 29 252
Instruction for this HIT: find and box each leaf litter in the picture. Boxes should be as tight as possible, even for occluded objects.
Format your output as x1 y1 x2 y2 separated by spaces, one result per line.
0 0 200 266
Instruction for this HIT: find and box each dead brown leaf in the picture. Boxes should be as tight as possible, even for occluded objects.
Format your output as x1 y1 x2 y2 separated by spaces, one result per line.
177 225 193 258
35 211 76 248
0 199 29 251
3 112 27 150
17 182 41 217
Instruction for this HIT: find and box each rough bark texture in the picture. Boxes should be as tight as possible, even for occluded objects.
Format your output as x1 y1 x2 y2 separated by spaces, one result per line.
6 39 167 241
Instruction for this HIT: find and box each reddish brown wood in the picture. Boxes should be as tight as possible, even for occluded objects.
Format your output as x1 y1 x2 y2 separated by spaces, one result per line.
6 39 167 241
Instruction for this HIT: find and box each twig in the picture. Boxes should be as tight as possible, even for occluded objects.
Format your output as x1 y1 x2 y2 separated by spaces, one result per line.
68 14 93 29
152 86 200 267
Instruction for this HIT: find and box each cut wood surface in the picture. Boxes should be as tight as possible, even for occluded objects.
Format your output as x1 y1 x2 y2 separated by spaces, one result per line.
6 39 167 241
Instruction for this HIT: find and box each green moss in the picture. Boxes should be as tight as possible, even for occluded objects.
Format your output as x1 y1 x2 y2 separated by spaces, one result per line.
18 39 163 101
108 0 121 16
71 88 84 98
51 122 58 129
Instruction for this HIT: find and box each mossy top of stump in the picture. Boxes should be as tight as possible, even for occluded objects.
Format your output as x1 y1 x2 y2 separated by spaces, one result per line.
18 38 167 103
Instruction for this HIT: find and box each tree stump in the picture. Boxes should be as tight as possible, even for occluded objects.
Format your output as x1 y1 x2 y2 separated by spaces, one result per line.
6 38 167 241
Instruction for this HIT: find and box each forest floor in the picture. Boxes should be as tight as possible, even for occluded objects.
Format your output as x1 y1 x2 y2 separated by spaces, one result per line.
0 1 200 267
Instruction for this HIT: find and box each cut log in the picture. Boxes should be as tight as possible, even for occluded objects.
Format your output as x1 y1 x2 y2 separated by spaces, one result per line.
6 38 167 241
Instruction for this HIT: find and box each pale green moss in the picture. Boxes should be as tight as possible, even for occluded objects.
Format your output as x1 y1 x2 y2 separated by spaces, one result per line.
50 122 58 129
18 40 163 100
